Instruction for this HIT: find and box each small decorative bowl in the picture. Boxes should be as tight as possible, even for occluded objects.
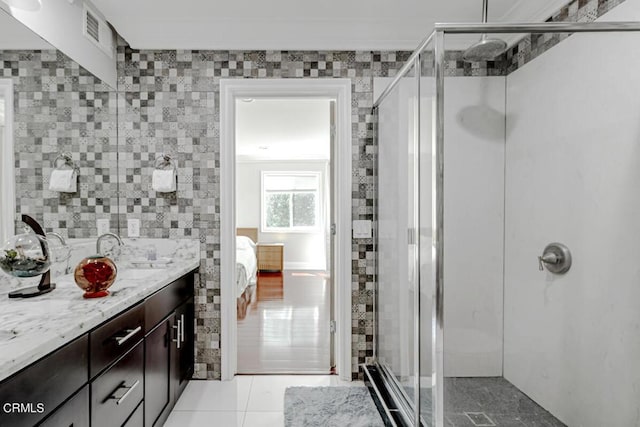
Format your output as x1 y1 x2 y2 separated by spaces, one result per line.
74 255 117 298
0 233 51 278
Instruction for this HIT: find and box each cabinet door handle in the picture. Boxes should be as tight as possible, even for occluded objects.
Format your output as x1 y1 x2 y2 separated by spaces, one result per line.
114 326 142 346
108 379 140 405
172 319 182 349
180 314 185 343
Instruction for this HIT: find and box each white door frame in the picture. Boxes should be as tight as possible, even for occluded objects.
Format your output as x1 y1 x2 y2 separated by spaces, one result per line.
0 79 15 244
220 78 352 381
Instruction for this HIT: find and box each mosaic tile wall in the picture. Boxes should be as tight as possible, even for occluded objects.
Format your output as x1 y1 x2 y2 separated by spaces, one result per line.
116 48 412 379
1 49 118 237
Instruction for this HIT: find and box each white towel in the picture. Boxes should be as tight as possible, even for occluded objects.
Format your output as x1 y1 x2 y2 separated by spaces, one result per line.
49 169 77 192
152 169 177 192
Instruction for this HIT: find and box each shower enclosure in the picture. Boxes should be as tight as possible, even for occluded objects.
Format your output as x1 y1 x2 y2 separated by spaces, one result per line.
369 4 640 426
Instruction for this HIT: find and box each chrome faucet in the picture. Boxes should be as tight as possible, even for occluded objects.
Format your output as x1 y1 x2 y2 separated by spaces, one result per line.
46 232 67 246
46 232 71 274
96 232 123 255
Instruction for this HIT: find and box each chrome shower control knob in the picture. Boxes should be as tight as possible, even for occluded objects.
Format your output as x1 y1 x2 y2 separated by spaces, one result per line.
538 253 558 270
538 243 571 274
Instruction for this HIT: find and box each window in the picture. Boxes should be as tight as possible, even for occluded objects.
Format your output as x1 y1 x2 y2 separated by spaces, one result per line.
262 172 321 232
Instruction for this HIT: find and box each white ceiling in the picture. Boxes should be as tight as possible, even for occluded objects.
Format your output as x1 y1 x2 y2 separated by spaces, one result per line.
91 0 569 50
236 98 330 161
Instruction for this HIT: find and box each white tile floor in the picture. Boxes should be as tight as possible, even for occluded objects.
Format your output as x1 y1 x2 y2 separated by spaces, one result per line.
164 375 364 427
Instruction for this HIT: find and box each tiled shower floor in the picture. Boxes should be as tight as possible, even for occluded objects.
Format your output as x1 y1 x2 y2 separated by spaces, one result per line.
409 377 566 427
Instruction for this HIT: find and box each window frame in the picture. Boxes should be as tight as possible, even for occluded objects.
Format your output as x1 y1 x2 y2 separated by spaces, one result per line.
260 171 322 233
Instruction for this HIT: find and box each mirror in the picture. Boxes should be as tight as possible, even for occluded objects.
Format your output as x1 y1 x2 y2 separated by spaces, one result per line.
0 7 119 242
0 74 13 244
0 0 117 87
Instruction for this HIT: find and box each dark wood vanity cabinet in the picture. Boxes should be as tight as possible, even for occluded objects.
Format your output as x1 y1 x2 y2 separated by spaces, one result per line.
0 271 195 427
144 277 195 427
39 385 90 427
144 318 173 427
91 342 145 427
90 303 146 378
0 335 88 427
175 297 195 398
123 402 144 427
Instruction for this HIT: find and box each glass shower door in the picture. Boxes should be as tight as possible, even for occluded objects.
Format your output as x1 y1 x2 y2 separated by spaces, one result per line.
418 45 436 426
375 60 421 424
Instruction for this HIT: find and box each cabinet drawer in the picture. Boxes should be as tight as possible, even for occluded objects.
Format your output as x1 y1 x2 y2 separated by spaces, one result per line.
123 401 143 427
0 335 88 427
39 385 89 427
90 303 145 378
145 274 194 330
91 342 144 427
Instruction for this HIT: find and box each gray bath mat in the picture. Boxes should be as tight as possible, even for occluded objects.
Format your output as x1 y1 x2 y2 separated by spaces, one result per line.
284 386 385 427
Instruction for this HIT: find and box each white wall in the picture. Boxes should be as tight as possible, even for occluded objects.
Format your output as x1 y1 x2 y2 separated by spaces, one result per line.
0 0 116 87
442 77 505 377
236 160 328 270
504 1 640 425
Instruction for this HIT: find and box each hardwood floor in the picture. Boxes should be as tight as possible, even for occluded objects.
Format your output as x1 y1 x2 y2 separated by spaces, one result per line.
237 270 331 374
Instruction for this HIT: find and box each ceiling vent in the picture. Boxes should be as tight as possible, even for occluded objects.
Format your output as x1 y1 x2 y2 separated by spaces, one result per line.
82 3 114 58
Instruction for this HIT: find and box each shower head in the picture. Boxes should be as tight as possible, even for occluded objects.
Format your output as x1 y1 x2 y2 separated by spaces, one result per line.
462 36 507 62
463 0 507 62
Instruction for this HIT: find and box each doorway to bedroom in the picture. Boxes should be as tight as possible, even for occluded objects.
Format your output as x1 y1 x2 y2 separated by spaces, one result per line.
220 79 352 381
234 97 333 373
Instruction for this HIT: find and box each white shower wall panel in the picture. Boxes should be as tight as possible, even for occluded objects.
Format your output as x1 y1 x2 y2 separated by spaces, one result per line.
442 77 505 377
504 1 640 425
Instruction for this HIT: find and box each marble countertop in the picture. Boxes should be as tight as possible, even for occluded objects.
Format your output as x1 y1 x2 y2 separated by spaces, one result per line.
0 258 200 383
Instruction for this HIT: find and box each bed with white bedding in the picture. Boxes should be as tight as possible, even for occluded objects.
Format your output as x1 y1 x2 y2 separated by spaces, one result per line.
236 235 257 298
236 229 258 319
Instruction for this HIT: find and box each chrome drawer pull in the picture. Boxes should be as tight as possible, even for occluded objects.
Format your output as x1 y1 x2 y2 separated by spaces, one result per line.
172 319 182 349
114 326 142 346
180 314 185 343
109 379 140 405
